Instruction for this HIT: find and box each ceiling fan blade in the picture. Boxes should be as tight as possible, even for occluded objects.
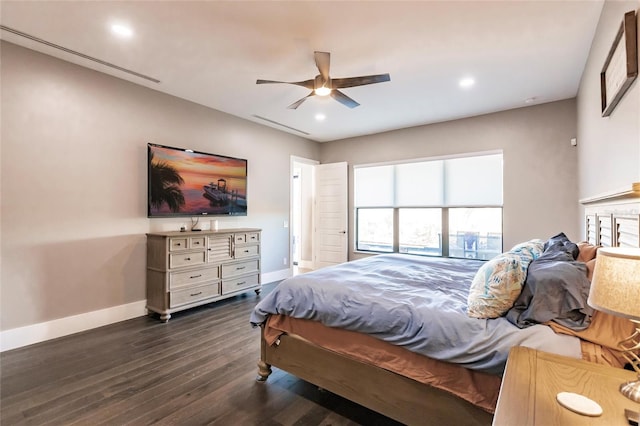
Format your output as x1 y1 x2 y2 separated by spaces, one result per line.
331 90 360 108
314 51 330 82
331 74 391 89
256 79 315 90
287 91 315 109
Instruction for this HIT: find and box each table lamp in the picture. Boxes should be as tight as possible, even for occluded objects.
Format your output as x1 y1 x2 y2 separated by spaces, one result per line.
587 247 640 402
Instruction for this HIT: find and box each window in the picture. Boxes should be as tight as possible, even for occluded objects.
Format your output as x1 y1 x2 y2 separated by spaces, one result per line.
399 208 442 256
357 208 393 252
354 152 503 260
449 207 503 259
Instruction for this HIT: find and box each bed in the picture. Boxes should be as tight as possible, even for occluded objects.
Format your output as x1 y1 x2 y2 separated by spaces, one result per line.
250 189 640 425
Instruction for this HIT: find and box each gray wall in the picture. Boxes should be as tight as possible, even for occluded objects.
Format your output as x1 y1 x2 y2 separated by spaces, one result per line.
320 99 580 256
577 0 639 201
0 41 320 331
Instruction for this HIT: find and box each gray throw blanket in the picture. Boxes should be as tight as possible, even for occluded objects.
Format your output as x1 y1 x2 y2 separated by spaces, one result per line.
506 237 593 330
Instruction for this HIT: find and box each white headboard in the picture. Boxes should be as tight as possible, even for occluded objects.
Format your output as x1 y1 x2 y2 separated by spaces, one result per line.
581 182 640 248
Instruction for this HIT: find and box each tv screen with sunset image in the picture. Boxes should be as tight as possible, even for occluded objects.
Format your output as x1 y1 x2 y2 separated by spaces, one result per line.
147 143 247 217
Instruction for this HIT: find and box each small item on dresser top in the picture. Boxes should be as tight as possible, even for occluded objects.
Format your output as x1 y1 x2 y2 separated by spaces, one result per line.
626 408 639 426
556 392 603 416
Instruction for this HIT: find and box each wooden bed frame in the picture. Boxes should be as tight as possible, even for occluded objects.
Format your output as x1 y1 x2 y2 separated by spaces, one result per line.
257 328 493 425
256 184 640 425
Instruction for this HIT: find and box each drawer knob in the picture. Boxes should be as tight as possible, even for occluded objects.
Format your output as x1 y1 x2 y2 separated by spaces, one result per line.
190 292 202 297
244 250 250 253
190 274 202 279
185 257 191 261
237 266 245 270
236 282 246 286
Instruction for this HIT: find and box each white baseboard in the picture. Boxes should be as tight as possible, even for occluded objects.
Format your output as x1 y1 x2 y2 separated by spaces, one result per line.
1 269 292 352
262 268 291 284
0 300 147 352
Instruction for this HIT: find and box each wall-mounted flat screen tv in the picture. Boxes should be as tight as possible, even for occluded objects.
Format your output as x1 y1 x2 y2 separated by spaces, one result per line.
148 143 247 217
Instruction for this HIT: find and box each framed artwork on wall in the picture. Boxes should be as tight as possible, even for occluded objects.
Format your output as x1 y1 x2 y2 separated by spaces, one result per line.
600 10 637 117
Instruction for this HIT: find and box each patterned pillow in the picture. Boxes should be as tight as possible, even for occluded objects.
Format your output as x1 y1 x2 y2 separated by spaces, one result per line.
467 239 544 319
509 239 545 262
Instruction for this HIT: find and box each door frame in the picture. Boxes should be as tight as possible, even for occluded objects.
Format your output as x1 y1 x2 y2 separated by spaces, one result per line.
290 156 319 272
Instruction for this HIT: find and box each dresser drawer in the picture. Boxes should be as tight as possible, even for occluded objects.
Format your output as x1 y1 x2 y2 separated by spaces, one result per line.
169 237 188 251
235 244 259 258
169 283 219 308
169 251 206 269
190 237 206 249
170 266 219 289
234 234 246 243
222 259 259 278
222 274 259 294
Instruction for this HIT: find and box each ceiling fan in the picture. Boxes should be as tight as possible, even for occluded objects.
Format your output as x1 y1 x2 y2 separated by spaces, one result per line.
256 51 390 109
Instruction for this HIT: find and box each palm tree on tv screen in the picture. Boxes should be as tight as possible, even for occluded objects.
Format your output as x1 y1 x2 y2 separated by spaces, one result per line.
149 152 185 213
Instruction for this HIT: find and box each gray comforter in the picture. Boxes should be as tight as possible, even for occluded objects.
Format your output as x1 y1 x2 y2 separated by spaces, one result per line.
250 254 581 375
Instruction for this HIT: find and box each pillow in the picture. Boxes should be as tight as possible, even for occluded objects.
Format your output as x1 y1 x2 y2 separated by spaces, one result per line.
577 241 599 262
467 239 544 319
509 239 546 260
585 258 596 281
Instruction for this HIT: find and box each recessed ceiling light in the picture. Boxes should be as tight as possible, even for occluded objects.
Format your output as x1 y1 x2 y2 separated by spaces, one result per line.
315 113 326 121
111 24 133 38
459 77 475 89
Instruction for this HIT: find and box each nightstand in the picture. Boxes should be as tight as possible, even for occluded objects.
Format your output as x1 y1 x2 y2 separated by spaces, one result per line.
493 346 640 426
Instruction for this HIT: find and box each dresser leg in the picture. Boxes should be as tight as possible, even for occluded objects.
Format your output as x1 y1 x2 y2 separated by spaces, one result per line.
160 313 171 322
255 289 261 295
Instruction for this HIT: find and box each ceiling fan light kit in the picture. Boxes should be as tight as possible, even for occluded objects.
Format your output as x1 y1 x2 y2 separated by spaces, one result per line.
314 86 331 97
257 51 390 109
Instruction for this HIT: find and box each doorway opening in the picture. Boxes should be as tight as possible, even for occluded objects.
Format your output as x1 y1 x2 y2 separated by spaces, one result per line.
290 156 318 275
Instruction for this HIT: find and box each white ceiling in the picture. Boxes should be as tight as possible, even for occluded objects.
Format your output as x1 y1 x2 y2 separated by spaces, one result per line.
0 1 604 142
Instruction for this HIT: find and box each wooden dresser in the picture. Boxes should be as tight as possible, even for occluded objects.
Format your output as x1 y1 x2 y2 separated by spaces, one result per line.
494 346 640 426
146 228 261 321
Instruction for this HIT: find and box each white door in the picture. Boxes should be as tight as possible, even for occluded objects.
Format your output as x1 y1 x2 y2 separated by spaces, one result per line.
314 162 348 269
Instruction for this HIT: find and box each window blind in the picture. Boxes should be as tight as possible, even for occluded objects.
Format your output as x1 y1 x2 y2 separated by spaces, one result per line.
354 152 503 207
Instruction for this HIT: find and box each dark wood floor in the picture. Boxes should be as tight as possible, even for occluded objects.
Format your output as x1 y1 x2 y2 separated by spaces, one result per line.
1 282 401 425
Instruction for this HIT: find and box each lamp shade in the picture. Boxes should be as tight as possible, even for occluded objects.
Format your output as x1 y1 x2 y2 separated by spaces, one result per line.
587 247 640 320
